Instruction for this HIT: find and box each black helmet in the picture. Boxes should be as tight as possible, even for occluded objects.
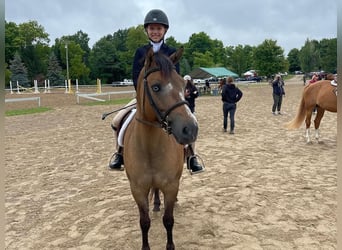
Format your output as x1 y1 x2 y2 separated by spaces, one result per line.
144 9 169 29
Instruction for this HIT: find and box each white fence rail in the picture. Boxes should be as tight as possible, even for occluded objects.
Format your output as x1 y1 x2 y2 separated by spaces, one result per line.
76 91 135 104
5 97 41 107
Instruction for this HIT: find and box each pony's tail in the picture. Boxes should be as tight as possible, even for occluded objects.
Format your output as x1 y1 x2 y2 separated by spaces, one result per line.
285 96 306 129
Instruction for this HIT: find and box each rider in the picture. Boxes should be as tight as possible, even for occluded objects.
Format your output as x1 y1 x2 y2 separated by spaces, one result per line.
108 9 204 174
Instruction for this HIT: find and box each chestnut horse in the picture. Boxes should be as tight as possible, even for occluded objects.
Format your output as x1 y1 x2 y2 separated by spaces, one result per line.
286 80 337 143
123 47 198 250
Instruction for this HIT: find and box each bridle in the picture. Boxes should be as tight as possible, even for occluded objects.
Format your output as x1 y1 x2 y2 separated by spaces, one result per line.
135 66 189 134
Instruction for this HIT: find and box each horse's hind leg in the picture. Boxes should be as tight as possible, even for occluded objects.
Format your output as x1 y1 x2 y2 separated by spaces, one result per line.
153 189 161 212
313 108 325 141
305 110 313 143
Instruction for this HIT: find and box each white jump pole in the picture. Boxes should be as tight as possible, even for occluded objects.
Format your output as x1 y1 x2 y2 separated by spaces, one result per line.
75 79 79 93
9 81 13 94
34 80 40 93
16 81 20 94
65 80 68 93
44 79 47 93
47 79 51 93
96 78 102 93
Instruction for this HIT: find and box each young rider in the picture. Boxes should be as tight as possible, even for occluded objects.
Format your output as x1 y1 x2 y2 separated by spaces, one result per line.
108 9 204 174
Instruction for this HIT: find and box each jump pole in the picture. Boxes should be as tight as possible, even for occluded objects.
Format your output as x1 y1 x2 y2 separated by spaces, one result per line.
96 78 102 94
9 81 13 94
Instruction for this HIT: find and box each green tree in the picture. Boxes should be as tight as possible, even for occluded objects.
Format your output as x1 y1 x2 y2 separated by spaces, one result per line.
287 48 301 73
46 52 64 86
299 38 320 73
5 63 12 88
226 44 254 76
253 39 286 77
192 51 215 68
319 38 337 73
184 32 213 68
88 34 119 83
9 52 29 87
5 21 21 65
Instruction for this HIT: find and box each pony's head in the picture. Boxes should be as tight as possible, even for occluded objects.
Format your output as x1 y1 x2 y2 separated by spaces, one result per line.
136 47 198 145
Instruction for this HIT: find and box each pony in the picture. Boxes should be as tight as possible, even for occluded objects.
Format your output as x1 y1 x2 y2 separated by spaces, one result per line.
123 47 198 250
286 80 337 143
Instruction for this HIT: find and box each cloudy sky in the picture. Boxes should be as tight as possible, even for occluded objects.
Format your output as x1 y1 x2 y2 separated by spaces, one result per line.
5 0 337 55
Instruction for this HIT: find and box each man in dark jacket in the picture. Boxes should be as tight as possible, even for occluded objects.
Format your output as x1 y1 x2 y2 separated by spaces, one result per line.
221 77 243 134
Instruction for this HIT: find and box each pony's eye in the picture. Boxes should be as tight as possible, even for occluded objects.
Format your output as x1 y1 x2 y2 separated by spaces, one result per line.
151 84 161 92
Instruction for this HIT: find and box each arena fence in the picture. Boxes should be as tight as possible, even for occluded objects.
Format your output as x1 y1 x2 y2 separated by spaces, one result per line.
5 97 41 107
76 91 135 104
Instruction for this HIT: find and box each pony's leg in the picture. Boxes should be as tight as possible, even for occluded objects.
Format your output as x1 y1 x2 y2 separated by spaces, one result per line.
305 128 311 143
153 189 161 212
132 188 151 250
314 108 325 141
162 189 178 250
305 111 313 143
137 202 151 250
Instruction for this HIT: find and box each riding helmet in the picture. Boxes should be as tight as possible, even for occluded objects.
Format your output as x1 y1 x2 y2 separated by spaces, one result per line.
144 9 169 28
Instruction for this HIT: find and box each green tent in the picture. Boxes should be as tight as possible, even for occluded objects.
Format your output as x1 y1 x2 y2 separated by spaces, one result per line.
189 67 239 79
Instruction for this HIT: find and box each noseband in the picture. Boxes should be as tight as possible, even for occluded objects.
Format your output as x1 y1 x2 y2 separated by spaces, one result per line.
136 66 189 134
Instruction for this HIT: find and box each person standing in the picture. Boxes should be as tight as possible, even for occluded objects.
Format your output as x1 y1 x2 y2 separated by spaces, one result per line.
184 75 199 113
221 77 243 134
183 75 204 174
108 9 204 174
271 74 285 115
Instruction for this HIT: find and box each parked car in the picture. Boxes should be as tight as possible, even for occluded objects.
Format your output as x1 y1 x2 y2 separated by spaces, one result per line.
112 79 133 87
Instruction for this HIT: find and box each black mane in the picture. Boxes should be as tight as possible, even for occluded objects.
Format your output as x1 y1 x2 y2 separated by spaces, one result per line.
153 52 174 79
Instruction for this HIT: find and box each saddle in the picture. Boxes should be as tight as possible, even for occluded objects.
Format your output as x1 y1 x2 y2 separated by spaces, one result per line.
330 80 337 96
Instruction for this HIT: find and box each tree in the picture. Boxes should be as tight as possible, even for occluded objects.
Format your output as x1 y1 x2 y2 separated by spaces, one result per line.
299 39 320 73
319 38 337 73
9 52 29 87
287 48 301 73
46 53 64 86
5 21 21 65
253 39 286 77
184 32 214 68
88 35 119 83
192 51 215 68
226 44 254 77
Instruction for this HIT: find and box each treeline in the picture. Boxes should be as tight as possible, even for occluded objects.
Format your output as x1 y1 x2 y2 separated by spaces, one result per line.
5 20 337 87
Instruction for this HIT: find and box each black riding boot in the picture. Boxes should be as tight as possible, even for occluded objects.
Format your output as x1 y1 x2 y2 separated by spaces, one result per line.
109 146 124 170
187 156 204 174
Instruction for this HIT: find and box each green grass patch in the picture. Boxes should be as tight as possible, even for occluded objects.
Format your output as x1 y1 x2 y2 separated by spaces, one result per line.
81 98 132 106
5 107 53 116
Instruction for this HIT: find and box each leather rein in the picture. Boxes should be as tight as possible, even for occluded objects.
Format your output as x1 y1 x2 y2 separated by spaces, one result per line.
135 66 189 134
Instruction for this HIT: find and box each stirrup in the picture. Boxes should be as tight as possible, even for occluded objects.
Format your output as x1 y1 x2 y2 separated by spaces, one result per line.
187 154 205 175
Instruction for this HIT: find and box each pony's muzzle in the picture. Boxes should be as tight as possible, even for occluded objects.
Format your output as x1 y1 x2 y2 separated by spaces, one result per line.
172 120 198 145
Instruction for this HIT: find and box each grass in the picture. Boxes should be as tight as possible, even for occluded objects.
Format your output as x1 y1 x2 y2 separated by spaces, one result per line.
5 107 53 116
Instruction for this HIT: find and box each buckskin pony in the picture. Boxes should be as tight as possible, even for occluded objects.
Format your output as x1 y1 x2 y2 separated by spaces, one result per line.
123 47 198 250
286 79 337 143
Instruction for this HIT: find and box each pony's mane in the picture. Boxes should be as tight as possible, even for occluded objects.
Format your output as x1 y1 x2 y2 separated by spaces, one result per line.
153 52 174 79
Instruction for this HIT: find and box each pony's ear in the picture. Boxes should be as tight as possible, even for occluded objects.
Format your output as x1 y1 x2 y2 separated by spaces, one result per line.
144 46 154 69
169 47 184 65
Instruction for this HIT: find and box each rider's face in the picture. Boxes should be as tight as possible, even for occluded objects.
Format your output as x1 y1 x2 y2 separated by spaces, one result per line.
146 24 167 43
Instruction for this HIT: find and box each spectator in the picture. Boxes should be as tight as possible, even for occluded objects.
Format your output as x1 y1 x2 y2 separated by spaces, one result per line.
221 77 243 134
271 74 285 115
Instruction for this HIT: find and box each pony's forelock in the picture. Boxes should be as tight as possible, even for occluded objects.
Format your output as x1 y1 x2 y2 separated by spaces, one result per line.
153 52 174 79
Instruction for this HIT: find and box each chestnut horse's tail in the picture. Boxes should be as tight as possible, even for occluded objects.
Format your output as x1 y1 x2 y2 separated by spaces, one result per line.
286 94 306 129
